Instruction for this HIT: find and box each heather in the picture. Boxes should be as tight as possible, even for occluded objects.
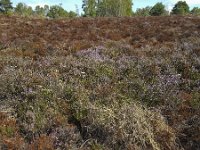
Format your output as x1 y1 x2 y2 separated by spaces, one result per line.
0 16 200 149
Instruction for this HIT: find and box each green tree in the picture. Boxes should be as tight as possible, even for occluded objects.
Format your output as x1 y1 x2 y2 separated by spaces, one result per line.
34 5 49 17
97 0 132 17
35 5 44 16
15 3 33 16
47 5 68 18
150 2 167 16
68 11 77 18
135 6 152 16
122 0 132 16
191 7 200 15
171 1 190 15
82 0 97 17
0 0 13 14
97 0 117 16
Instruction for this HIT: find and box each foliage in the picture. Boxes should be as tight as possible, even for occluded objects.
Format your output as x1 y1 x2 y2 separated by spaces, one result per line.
82 0 97 17
15 3 33 16
120 0 133 17
0 0 12 14
191 7 200 15
47 5 68 18
134 6 152 16
98 0 132 17
1 1 76 18
82 0 133 17
171 1 190 15
68 11 78 18
0 16 200 149
150 2 167 16
34 5 49 17
47 5 77 19
14 3 76 18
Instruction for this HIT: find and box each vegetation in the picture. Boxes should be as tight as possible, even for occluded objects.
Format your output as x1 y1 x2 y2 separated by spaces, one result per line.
47 5 69 19
82 0 97 17
134 6 152 16
191 7 200 15
0 15 200 149
171 1 190 15
34 5 49 17
149 2 167 16
0 0 77 18
97 0 132 16
0 0 200 149
82 0 133 17
0 0 199 17
0 0 12 14
15 3 33 16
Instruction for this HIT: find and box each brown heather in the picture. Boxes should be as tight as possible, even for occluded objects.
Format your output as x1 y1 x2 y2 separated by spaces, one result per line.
0 15 200 149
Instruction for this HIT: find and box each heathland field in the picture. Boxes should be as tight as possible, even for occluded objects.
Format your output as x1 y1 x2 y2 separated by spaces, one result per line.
0 15 200 149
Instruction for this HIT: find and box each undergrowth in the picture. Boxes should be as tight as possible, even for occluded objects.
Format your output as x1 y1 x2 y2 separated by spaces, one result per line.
0 16 200 149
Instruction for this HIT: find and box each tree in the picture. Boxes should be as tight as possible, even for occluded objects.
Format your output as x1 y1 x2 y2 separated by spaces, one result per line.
68 11 77 18
122 0 132 16
34 5 49 17
171 1 189 15
97 0 117 16
43 5 50 15
47 5 68 18
150 2 167 16
15 3 33 16
135 6 152 16
15 3 24 14
82 0 97 17
0 0 12 14
97 0 132 17
75 4 79 16
191 7 200 15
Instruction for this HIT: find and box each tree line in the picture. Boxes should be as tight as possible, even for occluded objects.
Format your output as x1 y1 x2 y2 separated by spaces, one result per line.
0 0 77 18
82 0 132 17
0 0 200 18
134 1 200 16
83 0 200 17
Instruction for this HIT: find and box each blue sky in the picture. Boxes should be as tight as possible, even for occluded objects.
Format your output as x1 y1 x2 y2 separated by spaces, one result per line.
12 0 200 13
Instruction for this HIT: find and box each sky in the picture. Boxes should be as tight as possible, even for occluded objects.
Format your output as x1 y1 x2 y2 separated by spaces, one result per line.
12 0 200 13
